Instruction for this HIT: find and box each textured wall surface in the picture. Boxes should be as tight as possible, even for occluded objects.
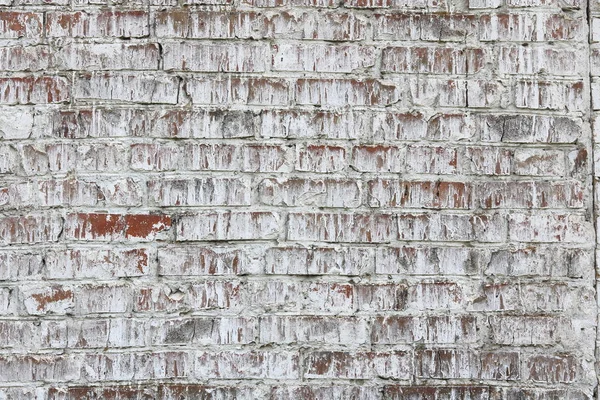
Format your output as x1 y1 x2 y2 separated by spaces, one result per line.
0 0 598 398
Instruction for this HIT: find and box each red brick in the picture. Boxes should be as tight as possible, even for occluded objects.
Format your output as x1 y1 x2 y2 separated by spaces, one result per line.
0 12 43 38
64 213 171 241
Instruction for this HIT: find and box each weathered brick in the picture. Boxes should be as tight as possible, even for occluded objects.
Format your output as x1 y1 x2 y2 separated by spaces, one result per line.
0 178 98 209
351 145 405 173
81 352 188 381
499 46 581 76
0 355 80 382
194 351 300 379
260 316 368 345
304 351 411 380
0 45 53 71
0 214 63 245
243 144 294 172
296 79 399 106
382 47 484 74
175 211 280 241
163 42 268 72
261 109 371 139
525 354 578 383
75 73 179 104
463 146 513 175
475 181 583 208
479 13 583 42
45 248 150 279
0 0 597 391
75 284 133 314
148 177 252 207
248 281 354 312
397 213 507 242
130 143 240 171
259 178 361 208
375 246 479 275
264 246 373 275
515 80 584 111
405 145 458 174
158 246 245 276
0 12 43 38
288 212 396 242
479 114 582 143
296 144 347 173
371 315 477 344
21 285 74 315
152 317 257 345
46 11 149 38
483 247 592 278
185 76 289 105
368 180 471 208
508 213 592 243
416 349 519 380
56 43 160 71
0 76 70 104
273 44 375 72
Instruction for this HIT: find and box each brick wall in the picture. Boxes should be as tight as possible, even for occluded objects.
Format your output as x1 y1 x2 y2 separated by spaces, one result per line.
0 0 597 398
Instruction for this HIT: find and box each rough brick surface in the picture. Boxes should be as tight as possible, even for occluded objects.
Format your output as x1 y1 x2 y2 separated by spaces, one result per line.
0 0 598 398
